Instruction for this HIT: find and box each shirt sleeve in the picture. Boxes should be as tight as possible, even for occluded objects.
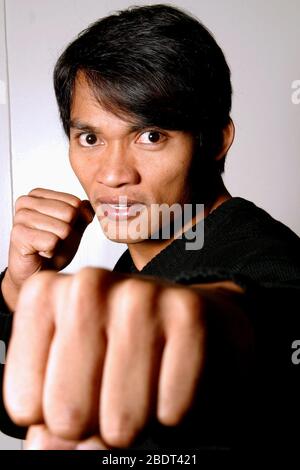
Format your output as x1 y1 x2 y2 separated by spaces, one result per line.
0 270 27 440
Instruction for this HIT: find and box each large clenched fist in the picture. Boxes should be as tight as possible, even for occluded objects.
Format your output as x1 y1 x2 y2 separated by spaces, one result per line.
1 188 94 311
4 268 207 448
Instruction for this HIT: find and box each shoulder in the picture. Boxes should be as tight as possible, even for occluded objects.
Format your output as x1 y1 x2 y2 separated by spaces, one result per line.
206 197 299 245
182 197 300 289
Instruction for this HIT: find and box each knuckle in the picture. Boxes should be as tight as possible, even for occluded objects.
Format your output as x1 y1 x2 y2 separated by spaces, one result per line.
101 416 136 448
116 278 141 313
14 271 59 326
11 224 32 251
68 268 94 304
19 271 57 305
58 221 71 240
66 267 109 322
19 245 29 257
74 266 107 291
46 406 85 440
69 196 81 208
64 205 78 223
14 207 30 223
120 277 157 301
11 223 24 242
77 265 99 279
111 277 158 330
121 277 141 292
178 287 202 311
165 287 204 327
15 195 30 212
40 231 60 251
28 187 43 196
77 266 111 286
48 231 60 244
6 406 35 427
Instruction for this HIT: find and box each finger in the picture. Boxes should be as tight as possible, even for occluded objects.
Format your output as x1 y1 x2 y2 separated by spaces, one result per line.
25 424 78 450
100 279 164 448
25 425 110 450
72 199 95 233
43 268 111 440
28 189 95 226
157 289 206 426
78 199 94 220
3 272 58 426
75 435 110 450
15 196 80 224
28 188 82 208
28 188 95 224
14 209 72 241
11 224 60 258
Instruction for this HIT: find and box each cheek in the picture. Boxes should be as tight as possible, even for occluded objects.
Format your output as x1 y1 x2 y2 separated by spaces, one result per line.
166 156 194 201
144 157 192 203
160 155 192 187
69 151 91 190
69 148 78 173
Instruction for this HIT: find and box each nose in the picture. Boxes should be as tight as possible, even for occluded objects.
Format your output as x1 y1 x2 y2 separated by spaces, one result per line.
96 141 140 188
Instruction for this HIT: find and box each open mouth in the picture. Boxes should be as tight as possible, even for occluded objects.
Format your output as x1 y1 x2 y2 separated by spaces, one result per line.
97 202 146 221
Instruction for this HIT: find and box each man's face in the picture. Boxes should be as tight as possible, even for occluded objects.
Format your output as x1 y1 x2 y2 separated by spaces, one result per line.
69 73 196 243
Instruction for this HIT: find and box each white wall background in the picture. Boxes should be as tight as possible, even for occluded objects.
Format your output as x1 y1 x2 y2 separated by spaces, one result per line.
0 0 299 449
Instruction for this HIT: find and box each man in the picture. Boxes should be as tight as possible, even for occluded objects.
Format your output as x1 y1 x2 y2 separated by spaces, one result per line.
0 4 299 450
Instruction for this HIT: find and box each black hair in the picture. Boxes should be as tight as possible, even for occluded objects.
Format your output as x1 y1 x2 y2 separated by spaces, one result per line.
53 3 232 174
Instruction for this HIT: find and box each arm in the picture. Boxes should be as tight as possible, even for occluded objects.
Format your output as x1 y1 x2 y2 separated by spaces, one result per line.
0 188 94 441
0 270 27 440
3 270 258 449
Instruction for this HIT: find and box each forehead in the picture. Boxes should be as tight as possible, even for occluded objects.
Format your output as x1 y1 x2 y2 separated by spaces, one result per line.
69 71 194 143
70 72 138 132
71 72 104 116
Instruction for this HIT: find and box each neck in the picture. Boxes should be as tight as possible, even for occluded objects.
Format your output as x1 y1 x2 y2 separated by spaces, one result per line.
128 178 231 271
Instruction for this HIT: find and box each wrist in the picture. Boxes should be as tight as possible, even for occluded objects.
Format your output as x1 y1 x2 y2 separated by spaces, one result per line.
1 269 20 313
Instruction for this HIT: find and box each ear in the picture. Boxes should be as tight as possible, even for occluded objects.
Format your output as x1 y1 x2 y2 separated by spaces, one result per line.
215 118 235 161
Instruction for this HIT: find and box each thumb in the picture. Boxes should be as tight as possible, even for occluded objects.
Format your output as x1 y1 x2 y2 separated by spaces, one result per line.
80 199 95 223
74 200 95 233
75 435 110 450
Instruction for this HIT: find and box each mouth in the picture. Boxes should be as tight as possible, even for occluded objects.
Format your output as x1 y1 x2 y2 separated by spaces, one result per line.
95 197 147 221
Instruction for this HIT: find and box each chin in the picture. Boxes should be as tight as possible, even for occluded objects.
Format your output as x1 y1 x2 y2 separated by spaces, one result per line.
103 233 149 244
98 219 150 244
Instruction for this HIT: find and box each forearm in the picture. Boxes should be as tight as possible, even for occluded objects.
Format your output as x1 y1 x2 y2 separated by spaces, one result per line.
0 270 14 315
1 269 19 313
0 307 27 440
0 269 28 439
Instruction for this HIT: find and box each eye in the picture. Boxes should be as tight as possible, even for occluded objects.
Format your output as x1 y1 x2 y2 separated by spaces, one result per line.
78 133 101 147
137 130 165 144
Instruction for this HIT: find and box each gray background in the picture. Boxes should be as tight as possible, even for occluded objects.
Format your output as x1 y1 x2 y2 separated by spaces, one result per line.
0 0 299 449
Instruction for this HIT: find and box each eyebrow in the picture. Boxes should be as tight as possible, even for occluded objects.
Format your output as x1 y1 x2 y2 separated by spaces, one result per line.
69 119 143 134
